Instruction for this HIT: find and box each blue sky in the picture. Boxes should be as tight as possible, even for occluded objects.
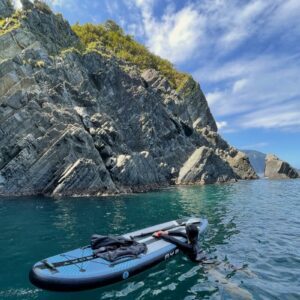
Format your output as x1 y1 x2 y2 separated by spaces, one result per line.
19 0 300 167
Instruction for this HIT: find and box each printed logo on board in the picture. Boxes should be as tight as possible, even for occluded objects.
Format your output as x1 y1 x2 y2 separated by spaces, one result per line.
122 271 129 279
164 249 179 260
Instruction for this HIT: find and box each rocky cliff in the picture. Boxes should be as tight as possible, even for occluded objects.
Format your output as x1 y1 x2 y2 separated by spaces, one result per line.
265 154 298 179
0 0 257 196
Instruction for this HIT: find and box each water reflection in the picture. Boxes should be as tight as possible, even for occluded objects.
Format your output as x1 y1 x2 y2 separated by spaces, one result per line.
52 199 77 234
109 198 127 231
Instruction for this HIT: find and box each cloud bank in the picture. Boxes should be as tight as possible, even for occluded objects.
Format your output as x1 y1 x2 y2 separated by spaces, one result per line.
124 0 300 132
17 0 300 133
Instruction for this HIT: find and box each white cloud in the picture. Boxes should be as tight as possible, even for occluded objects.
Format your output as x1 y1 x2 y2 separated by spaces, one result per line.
129 0 270 62
206 91 224 106
134 2 205 63
124 0 300 132
194 54 300 130
216 0 270 50
216 121 228 130
126 0 300 65
239 102 300 130
12 0 23 9
232 79 248 94
267 0 300 32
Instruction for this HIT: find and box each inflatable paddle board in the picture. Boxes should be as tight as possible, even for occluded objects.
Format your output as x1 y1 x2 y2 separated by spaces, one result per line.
29 217 208 291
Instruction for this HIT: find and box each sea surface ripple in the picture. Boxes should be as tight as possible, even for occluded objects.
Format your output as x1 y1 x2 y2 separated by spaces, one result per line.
0 179 299 299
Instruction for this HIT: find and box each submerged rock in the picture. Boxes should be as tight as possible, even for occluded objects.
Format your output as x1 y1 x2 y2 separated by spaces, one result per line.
264 154 299 179
0 3 257 196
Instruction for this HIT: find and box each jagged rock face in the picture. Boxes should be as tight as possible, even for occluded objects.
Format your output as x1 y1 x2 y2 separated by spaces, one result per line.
177 147 236 184
219 148 258 180
0 2 257 196
52 158 116 196
265 154 298 179
110 151 165 192
0 0 13 18
141 69 217 132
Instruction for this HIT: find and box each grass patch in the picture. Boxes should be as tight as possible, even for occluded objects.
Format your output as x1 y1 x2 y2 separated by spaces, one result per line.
34 60 45 68
71 20 190 90
61 45 83 56
0 10 23 36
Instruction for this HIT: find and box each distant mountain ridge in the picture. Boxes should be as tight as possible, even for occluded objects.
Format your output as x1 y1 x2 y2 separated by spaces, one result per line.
242 150 266 175
243 150 300 178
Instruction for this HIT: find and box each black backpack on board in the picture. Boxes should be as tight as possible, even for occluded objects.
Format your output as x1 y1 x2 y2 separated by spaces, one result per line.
90 235 147 262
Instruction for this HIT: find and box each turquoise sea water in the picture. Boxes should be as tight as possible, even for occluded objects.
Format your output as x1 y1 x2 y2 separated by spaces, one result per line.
0 179 299 300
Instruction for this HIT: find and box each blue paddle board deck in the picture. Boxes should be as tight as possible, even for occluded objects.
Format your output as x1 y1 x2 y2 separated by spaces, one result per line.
29 217 208 291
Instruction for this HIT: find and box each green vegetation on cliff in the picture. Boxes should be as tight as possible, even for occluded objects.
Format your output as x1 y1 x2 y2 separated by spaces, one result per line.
0 10 22 35
72 21 190 90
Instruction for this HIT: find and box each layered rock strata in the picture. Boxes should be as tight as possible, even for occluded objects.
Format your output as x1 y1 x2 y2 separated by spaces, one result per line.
264 154 298 179
0 0 257 196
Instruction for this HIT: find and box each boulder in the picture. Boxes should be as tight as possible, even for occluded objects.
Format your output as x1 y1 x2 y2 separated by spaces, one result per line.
264 154 299 179
221 148 258 180
177 146 237 184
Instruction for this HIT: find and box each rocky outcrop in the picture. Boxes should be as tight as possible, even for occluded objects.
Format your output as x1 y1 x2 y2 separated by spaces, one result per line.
52 158 116 196
0 0 12 18
177 147 236 184
110 151 164 192
0 1 257 196
141 69 217 132
220 148 258 180
264 154 299 179
177 132 257 185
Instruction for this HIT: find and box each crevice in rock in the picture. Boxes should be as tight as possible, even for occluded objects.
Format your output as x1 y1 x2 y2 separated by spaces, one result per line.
180 120 193 137
169 117 181 134
9 30 26 50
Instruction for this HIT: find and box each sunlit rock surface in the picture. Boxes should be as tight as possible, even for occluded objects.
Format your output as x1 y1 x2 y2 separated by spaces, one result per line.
0 0 257 196
265 154 298 179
